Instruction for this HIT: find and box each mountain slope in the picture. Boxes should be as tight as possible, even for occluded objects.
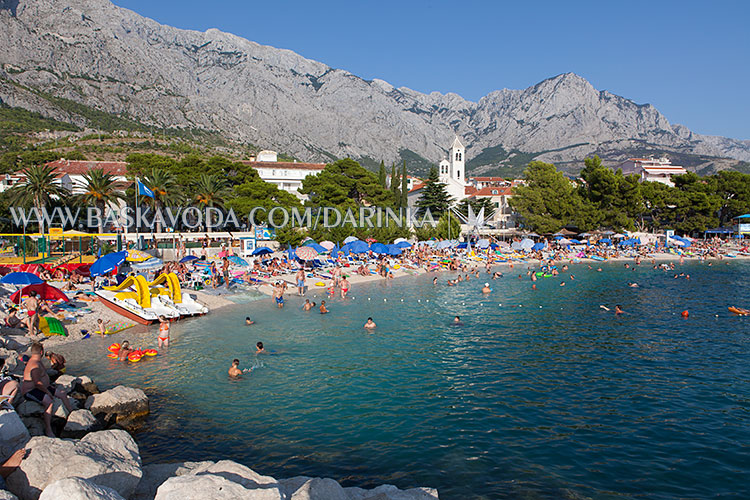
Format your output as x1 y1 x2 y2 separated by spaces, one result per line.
1 0 748 174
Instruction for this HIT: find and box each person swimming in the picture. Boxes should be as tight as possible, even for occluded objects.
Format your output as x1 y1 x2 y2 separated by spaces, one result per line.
320 301 329 314
364 317 376 329
228 359 252 378
245 317 255 325
256 342 265 354
452 316 464 326
615 305 624 315
481 283 492 294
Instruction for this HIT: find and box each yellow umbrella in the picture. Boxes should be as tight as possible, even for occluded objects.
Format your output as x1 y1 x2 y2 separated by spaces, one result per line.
126 249 153 262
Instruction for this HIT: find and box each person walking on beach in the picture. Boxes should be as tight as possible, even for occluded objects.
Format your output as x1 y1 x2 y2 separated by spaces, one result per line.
296 269 306 296
222 257 231 288
21 291 53 337
340 275 350 299
332 266 342 287
21 342 74 437
158 315 170 348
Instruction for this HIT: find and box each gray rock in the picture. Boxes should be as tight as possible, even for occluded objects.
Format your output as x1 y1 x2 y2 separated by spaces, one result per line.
52 375 78 392
154 474 281 500
0 410 30 463
62 409 100 437
0 335 31 352
196 460 277 489
132 461 215 500
344 485 440 500
17 397 76 419
19 418 44 438
286 477 347 500
85 386 149 424
5 430 141 500
0 490 19 500
39 477 125 500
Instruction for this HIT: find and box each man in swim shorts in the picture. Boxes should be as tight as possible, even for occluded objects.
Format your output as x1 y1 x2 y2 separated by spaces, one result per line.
296 269 306 296
273 281 285 308
21 342 73 437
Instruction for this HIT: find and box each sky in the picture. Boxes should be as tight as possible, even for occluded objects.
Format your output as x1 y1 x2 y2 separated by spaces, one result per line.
111 0 750 140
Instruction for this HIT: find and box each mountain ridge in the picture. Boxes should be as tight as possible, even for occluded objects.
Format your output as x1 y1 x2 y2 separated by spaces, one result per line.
1 0 748 175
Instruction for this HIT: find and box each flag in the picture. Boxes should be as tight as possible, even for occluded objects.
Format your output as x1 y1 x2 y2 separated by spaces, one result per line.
136 178 154 198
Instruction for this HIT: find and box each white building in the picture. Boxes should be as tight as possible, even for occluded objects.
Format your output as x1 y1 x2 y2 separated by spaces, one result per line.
438 137 468 202
240 153 325 197
465 185 517 229
616 157 687 187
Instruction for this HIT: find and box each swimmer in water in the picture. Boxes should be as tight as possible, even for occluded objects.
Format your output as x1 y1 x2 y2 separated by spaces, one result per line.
364 317 376 329
493 271 503 279
615 305 624 315
245 317 255 325
320 301 329 314
302 299 313 311
433 277 438 285
255 342 265 354
228 359 250 378
628 282 639 287
481 283 492 294
453 316 461 324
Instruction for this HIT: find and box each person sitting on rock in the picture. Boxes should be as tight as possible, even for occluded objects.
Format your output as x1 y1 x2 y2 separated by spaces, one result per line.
20 342 74 437
44 350 66 374
4 307 22 329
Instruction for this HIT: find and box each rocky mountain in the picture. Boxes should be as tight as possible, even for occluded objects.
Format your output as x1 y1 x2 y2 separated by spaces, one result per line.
1 0 749 175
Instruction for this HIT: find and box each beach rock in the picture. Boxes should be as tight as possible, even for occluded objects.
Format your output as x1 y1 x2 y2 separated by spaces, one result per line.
76 376 99 395
154 474 281 500
5 430 141 500
196 460 278 489
19 418 44 438
1 335 30 352
132 461 215 500
85 386 149 424
53 375 78 392
282 477 347 500
0 409 30 463
62 409 100 438
39 477 125 500
343 485 440 500
0 490 19 500
0 349 22 377
15 402 43 419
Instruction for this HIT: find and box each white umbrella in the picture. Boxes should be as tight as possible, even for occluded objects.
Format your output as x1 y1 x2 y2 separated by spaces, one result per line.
343 236 359 244
557 238 572 245
436 240 453 250
394 237 409 244
319 241 335 250
520 238 535 249
476 239 490 249
613 233 626 238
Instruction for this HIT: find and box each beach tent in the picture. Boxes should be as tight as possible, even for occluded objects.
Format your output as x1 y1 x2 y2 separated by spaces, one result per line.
476 239 490 249
395 241 411 249
343 236 359 244
252 247 274 256
90 251 127 277
370 242 388 254
385 244 402 256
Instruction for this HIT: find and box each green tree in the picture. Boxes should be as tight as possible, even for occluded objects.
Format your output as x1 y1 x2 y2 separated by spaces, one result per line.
416 166 452 217
713 170 750 225
456 197 496 219
125 153 176 178
390 163 400 202
7 165 67 234
193 173 230 232
669 173 721 233
400 162 408 209
300 158 394 208
226 179 302 228
378 161 387 188
77 168 126 233
142 167 182 231
509 161 582 233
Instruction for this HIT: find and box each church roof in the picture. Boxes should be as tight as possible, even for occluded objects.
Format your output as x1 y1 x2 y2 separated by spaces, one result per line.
451 136 464 150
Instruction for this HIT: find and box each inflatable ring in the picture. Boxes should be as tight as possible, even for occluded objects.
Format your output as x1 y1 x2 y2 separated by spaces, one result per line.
128 353 142 362
144 349 158 356
108 343 121 353
394 264 401 269
316 282 326 286
107 353 118 359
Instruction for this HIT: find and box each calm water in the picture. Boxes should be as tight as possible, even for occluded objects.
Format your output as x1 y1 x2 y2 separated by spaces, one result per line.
57 261 750 500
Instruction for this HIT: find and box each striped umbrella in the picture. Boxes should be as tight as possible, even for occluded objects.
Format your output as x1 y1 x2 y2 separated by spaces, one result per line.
126 249 153 262
295 246 318 260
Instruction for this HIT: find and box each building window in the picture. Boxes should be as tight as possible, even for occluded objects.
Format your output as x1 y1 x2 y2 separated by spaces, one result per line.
457 170 460 179
455 152 462 161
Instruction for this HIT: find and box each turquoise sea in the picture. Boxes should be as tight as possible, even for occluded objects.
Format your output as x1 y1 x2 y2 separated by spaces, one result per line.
57 261 750 499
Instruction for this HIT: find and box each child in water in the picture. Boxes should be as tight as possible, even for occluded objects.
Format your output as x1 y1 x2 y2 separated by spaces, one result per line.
157 315 170 348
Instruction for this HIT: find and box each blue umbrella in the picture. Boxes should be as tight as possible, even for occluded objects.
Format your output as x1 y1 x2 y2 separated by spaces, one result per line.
331 244 339 259
90 251 127 277
532 242 546 251
599 238 612 244
252 247 274 256
308 243 327 254
457 242 468 249
1 272 44 285
339 244 351 257
395 241 411 249
370 242 388 254
287 245 295 261
228 255 249 266
349 240 370 254
385 244 402 256
179 255 199 263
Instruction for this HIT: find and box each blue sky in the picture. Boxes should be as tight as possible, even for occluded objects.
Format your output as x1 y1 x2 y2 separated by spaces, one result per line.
112 0 749 140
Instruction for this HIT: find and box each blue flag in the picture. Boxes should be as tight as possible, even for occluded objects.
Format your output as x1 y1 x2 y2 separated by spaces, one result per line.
136 178 154 198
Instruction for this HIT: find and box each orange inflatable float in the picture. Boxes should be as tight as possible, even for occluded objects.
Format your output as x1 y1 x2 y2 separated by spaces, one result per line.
144 349 158 356
128 352 142 362
107 353 118 359
108 343 121 353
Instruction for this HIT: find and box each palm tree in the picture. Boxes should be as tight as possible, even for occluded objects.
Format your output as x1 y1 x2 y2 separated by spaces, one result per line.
7 165 66 235
193 173 229 232
78 168 126 234
143 167 182 232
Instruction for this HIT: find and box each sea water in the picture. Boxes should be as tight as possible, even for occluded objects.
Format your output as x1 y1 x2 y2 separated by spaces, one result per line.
57 261 750 499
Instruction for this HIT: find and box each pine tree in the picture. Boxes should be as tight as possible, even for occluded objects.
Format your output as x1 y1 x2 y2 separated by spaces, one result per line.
416 166 452 217
378 161 387 188
390 163 400 205
400 162 408 209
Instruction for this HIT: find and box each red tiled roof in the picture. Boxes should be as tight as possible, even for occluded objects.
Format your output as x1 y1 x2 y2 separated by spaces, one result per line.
471 176 505 182
470 186 513 197
464 186 477 195
44 159 129 177
239 161 325 171
408 183 426 193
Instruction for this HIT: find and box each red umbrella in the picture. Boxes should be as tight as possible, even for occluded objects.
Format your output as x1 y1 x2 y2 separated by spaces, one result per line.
295 246 318 261
10 283 69 304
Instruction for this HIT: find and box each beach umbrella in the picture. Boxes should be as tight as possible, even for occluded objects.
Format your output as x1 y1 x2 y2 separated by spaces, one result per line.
10 283 68 304
599 238 612 244
343 236 359 244
370 242 388 254
300 237 316 245
126 249 153 262
436 240 453 250
308 243 328 254
349 240 370 254
532 242 546 251
365 237 378 243
330 244 339 259
131 257 164 271
339 244 350 256
227 255 249 267
385 244 402 256
395 241 411 249
569 239 581 244
553 235 564 240
295 246 319 260
0 272 44 285
613 233 626 238
489 243 498 250
319 241 335 251
287 245 295 261
601 230 615 235
393 237 409 244
579 233 592 237
558 238 572 245
520 238 534 249
420 240 437 247
89 251 127 277
179 255 199 263
476 239 490 249
457 242 468 249
252 247 274 256
511 241 522 251
525 232 540 238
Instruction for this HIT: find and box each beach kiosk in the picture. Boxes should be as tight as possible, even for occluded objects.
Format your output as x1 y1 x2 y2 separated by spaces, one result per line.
733 214 750 238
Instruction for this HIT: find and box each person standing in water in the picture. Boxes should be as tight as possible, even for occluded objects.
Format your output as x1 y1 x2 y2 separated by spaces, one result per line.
320 301 329 314
158 315 170 348
364 317 376 329
340 275 350 299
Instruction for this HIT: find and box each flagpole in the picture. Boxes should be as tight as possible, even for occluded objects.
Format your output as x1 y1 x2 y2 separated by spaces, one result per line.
135 176 139 238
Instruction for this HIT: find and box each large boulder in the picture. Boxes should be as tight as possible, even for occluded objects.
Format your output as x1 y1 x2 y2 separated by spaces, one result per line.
282 477 348 500
5 430 142 500
0 490 19 500
154 474 281 500
85 386 149 425
17 397 76 419
52 375 78 392
19 418 44 438
39 477 125 500
62 409 101 438
343 485 440 500
132 461 215 500
0 410 30 463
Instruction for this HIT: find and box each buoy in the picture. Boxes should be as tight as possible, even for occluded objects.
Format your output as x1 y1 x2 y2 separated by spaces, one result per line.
681 310 689 318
